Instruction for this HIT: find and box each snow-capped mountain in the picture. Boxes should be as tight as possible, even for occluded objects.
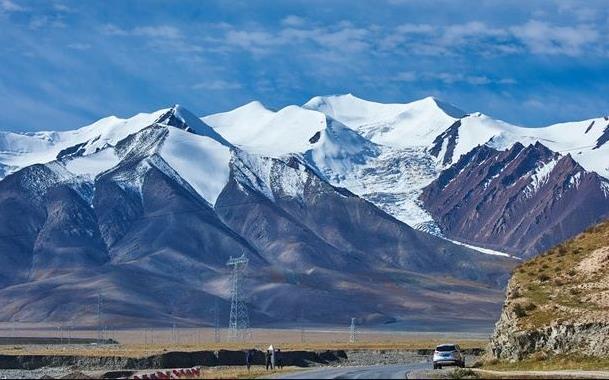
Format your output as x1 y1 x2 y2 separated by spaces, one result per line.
203 94 609 256
1 93 607 326
0 104 514 327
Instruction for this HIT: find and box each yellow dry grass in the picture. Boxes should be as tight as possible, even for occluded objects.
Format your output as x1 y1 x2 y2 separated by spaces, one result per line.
483 354 609 371
196 366 300 379
507 220 609 330
0 335 487 357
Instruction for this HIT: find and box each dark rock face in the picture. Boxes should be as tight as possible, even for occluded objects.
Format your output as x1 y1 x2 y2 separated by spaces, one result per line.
30 185 109 280
421 142 609 257
428 120 461 165
56 142 87 160
593 123 609 149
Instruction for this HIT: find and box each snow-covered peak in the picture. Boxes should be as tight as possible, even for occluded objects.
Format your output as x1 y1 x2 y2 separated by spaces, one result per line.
303 94 465 149
204 102 375 159
156 104 231 146
0 109 167 178
202 101 275 135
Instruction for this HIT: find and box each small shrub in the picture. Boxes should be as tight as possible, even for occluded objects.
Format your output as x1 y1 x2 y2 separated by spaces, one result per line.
530 351 549 362
554 278 563 286
514 303 527 318
524 302 537 311
538 273 551 282
451 368 479 379
558 245 568 255
567 270 576 276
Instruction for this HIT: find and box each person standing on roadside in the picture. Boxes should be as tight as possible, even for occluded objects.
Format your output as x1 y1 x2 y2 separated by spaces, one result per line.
276 348 283 369
265 349 272 370
245 349 252 372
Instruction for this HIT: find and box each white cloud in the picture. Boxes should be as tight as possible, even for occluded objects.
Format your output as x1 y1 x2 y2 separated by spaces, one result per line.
53 3 72 12
100 23 201 53
192 80 242 91
1 0 25 12
381 19 602 57
395 23 434 34
67 43 91 50
281 15 306 27
132 25 182 39
395 71 514 86
222 23 371 55
101 24 182 39
29 15 66 29
395 71 417 81
511 20 599 56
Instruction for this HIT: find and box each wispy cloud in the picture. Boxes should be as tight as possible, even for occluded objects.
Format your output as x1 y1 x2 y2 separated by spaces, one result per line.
215 18 605 59
511 21 599 56
192 80 242 91
396 71 516 86
100 23 202 53
101 24 182 39
281 15 306 27
67 43 91 50
1 0 25 12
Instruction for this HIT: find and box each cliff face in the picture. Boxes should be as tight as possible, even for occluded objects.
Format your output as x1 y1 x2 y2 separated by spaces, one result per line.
490 221 609 360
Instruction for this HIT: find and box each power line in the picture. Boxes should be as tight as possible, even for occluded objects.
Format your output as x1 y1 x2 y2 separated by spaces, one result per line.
349 317 357 343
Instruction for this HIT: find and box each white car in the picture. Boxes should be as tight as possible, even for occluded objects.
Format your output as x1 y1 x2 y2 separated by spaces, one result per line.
432 343 465 369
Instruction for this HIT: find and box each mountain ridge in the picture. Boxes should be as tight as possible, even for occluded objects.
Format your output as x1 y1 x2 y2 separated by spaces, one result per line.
0 103 516 327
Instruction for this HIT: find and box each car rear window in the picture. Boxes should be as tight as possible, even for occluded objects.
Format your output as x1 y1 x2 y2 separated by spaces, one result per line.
436 345 456 352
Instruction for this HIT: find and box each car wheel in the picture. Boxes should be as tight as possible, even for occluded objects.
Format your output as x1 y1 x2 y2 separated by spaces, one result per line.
433 363 437 370
460 361 465 368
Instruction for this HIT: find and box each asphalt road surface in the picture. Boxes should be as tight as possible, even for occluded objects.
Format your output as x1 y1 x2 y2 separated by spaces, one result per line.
273 362 429 379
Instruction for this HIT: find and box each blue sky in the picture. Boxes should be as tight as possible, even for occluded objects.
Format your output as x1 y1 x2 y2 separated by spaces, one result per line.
1 0 609 131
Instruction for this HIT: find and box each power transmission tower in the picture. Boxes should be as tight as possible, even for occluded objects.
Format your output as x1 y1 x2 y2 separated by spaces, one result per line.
299 307 305 343
226 254 250 341
97 294 104 344
349 317 357 343
213 299 220 343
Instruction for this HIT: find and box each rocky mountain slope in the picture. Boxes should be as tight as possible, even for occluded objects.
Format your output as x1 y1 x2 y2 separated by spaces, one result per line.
0 105 515 328
420 142 609 257
489 220 609 360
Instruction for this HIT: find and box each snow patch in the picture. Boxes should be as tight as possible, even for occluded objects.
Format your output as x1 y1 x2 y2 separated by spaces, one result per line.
525 159 559 197
63 148 120 179
447 238 517 258
231 151 275 201
159 127 231 206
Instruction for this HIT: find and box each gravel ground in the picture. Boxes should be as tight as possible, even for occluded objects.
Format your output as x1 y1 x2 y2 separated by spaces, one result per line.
343 350 430 366
0 368 72 379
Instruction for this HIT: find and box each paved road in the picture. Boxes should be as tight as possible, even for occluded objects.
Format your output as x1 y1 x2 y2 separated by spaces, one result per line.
272 362 429 379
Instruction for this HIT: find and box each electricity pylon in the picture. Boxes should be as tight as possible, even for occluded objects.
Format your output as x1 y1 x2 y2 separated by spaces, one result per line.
97 294 104 344
226 254 250 340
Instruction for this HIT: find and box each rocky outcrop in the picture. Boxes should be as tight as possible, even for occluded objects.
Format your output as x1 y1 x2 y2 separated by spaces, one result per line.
490 281 609 360
489 221 609 360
